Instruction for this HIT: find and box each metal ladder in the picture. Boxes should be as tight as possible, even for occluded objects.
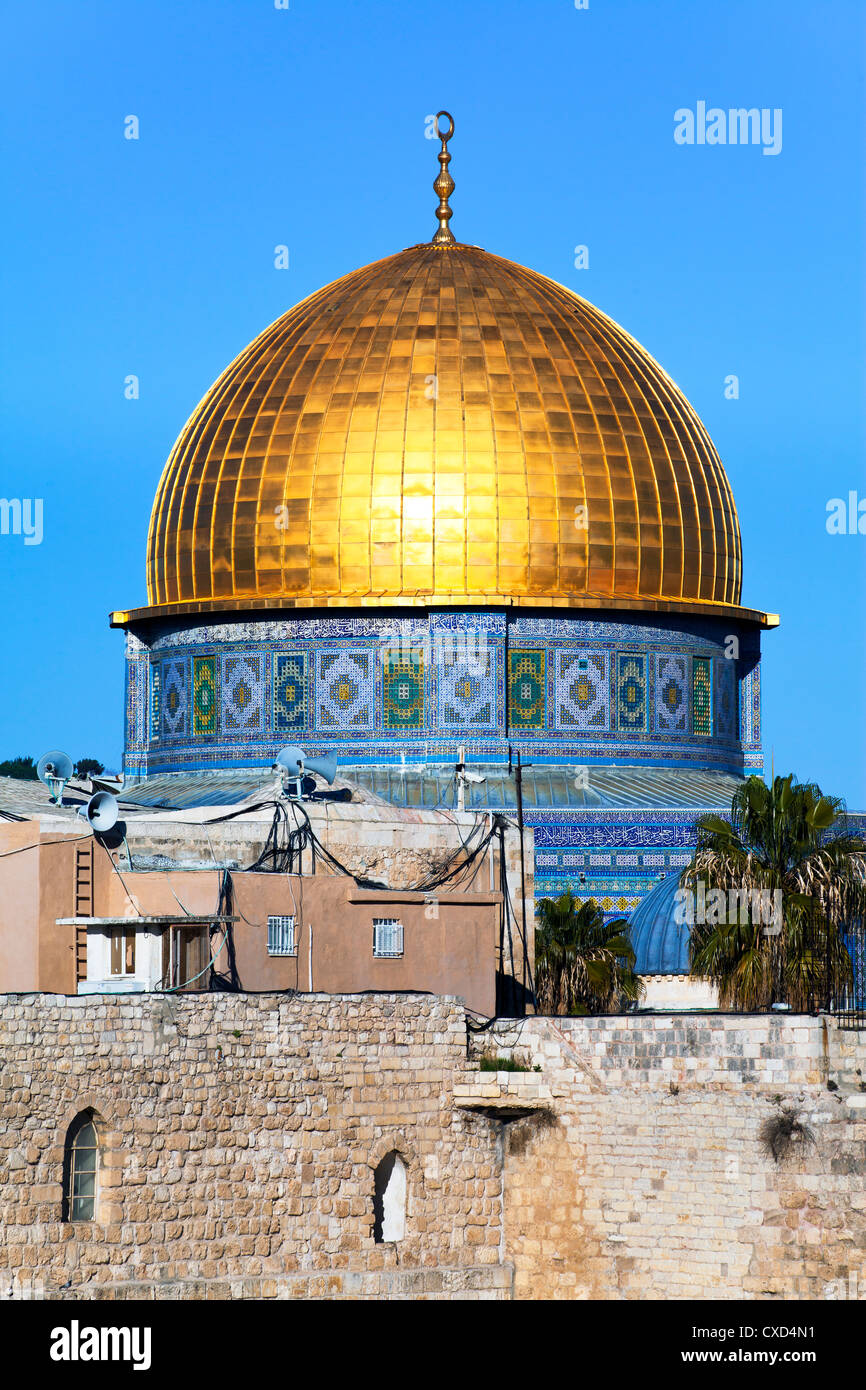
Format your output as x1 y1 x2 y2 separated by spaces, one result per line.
73 844 94 985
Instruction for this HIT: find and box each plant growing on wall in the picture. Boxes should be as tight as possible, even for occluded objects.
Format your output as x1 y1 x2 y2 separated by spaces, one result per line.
759 1104 815 1163
477 1050 540 1073
683 774 865 1012
534 892 643 1015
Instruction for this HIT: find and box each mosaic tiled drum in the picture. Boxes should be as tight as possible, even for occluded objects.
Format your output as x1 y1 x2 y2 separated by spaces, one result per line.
112 155 776 929
121 611 762 778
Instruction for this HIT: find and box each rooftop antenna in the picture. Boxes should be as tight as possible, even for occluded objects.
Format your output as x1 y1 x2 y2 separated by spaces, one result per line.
37 750 73 806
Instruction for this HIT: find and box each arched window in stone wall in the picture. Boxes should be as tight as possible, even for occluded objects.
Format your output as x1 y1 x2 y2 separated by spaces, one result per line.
61 1110 100 1222
372 1151 407 1243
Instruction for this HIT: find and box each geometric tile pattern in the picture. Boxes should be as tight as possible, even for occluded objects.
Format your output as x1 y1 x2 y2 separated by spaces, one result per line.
127 613 761 776
530 810 740 926
222 654 264 732
508 649 545 729
126 658 148 750
149 662 161 743
738 659 762 749
124 610 775 941
438 638 495 731
654 653 689 733
161 657 188 738
715 657 736 741
136 658 148 748
316 649 374 732
692 656 713 737
750 663 761 745
739 667 751 745
125 669 136 750
616 652 647 733
192 655 217 736
556 652 609 729
383 649 425 732
273 652 307 733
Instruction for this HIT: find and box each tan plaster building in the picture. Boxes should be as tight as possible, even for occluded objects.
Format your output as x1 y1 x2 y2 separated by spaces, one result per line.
0 774 531 1017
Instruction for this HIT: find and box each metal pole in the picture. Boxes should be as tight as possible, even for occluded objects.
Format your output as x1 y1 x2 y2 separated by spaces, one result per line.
496 816 509 1014
514 748 529 1010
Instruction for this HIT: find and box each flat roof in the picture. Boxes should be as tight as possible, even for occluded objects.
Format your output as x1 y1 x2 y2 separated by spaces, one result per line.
56 915 239 926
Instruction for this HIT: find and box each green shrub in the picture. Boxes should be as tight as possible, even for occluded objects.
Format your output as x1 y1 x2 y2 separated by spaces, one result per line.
478 1053 538 1073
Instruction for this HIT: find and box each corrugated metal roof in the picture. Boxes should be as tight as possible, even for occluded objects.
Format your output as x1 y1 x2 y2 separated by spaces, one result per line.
113 765 745 813
108 765 744 814
119 773 274 810
343 765 744 812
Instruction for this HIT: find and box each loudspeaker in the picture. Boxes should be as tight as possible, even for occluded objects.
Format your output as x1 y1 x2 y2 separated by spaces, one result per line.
78 791 119 833
273 745 305 776
302 753 337 786
37 749 73 805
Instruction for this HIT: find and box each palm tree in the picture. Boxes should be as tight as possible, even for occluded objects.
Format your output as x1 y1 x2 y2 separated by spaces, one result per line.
535 892 643 1015
682 774 866 1012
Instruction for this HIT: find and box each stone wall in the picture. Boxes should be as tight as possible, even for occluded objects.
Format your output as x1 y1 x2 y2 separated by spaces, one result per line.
480 1014 866 1300
4 994 866 1301
0 992 505 1299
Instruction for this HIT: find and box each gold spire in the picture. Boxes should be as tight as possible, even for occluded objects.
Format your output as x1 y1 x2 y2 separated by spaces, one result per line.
431 110 455 245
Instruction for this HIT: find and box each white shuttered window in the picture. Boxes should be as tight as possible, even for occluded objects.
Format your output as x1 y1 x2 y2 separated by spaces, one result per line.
373 918 404 958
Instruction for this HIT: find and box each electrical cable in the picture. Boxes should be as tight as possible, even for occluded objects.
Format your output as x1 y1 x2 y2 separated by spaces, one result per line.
156 869 241 993
496 822 537 1010
124 796 279 824
429 773 457 814
160 926 229 993
209 868 242 992
243 791 499 897
0 832 92 858
166 881 195 918
98 839 143 915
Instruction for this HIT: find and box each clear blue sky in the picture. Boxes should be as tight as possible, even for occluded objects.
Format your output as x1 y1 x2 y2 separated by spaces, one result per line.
1 0 864 805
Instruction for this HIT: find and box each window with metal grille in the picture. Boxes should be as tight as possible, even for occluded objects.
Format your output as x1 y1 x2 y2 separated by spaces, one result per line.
373 918 403 958
268 915 296 956
62 1111 99 1223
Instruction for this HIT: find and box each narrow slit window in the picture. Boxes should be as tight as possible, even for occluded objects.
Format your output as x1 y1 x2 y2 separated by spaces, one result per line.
373 1151 407 1243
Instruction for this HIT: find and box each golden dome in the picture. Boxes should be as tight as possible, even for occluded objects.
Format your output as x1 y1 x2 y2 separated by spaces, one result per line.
133 240 755 623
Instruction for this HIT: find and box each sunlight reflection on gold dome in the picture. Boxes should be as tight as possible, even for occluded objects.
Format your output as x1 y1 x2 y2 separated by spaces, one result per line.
141 241 746 620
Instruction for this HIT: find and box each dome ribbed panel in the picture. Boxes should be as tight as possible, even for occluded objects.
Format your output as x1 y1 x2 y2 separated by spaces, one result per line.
146 244 742 610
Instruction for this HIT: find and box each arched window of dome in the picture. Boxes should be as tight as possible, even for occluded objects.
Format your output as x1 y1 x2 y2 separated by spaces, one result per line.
62 1110 100 1223
372 1151 407 1243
